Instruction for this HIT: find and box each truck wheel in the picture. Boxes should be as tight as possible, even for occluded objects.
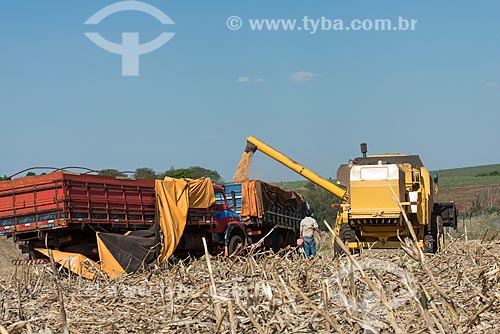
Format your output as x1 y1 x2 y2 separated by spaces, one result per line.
228 234 244 255
29 249 45 260
334 223 355 256
276 234 286 251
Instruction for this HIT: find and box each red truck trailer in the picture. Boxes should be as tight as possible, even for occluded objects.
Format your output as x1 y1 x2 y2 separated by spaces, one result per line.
0 172 243 259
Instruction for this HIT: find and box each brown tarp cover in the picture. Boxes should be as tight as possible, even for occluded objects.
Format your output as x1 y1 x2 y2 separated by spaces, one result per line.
240 180 305 218
155 177 216 262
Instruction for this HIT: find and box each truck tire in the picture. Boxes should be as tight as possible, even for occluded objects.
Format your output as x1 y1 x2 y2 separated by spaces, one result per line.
274 234 286 252
228 234 244 255
334 223 356 256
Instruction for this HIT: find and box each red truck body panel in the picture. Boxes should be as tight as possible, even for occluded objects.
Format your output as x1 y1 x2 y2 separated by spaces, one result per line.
0 172 156 236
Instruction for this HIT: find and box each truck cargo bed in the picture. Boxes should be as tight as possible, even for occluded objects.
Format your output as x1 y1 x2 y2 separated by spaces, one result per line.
0 172 156 237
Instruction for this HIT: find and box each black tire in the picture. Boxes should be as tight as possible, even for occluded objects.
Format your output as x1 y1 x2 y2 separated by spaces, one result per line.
274 234 286 252
228 234 244 255
29 249 44 260
334 223 356 255
425 215 444 253
423 234 435 253
436 216 444 252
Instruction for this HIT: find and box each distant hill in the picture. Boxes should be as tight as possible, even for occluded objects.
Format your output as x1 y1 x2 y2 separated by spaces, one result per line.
432 164 500 213
432 164 500 178
432 164 500 188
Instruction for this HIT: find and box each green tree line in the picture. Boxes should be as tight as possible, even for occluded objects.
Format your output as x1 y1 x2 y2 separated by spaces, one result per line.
274 180 341 230
98 166 223 184
293 182 340 230
2 166 222 184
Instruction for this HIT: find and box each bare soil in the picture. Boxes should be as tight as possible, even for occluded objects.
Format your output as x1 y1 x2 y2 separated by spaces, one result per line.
0 237 23 280
436 184 500 213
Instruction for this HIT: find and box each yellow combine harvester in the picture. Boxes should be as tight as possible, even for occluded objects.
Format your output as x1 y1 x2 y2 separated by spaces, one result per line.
244 136 457 253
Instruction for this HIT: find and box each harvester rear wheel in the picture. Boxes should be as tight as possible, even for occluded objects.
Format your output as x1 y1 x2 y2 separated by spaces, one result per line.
334 223 356 255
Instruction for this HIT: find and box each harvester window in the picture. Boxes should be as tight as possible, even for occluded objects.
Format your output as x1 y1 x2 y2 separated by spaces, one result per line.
361 167 389 180
351 165 400 181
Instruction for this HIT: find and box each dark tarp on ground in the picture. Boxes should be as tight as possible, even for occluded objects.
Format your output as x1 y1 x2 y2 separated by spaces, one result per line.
240 180 306 218
36 225 160 279
96 225 160 276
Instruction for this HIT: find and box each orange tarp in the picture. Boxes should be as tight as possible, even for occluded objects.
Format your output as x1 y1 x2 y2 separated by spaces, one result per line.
35 249 101 280
240 181 264 218
95 232 128 278
240 180 305 219
155 177 215 262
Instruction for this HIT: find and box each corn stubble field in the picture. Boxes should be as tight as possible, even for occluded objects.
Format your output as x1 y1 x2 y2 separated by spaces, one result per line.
1 234 499 334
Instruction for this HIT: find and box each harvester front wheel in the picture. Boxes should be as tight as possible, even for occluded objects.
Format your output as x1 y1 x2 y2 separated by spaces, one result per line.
423 234 435 253
425 215 444 253
334 223 356 255
436 216 444 252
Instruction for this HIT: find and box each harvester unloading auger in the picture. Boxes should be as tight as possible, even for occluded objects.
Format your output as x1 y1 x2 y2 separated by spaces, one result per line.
244 136 457 253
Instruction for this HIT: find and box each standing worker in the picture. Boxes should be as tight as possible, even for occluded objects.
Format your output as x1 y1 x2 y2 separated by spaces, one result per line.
299 212 322 257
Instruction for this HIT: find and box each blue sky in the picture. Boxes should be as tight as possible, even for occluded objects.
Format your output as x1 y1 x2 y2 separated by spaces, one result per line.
1 0 499 182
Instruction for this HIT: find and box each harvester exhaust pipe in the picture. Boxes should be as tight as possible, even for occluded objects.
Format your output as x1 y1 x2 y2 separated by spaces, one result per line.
360 143 367 158
245 141 258 153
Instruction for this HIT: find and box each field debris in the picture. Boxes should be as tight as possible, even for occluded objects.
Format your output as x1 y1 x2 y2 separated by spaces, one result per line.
1 238 499 333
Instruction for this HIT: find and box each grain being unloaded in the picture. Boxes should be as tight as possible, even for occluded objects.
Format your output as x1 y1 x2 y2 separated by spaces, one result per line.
233 151 253 183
